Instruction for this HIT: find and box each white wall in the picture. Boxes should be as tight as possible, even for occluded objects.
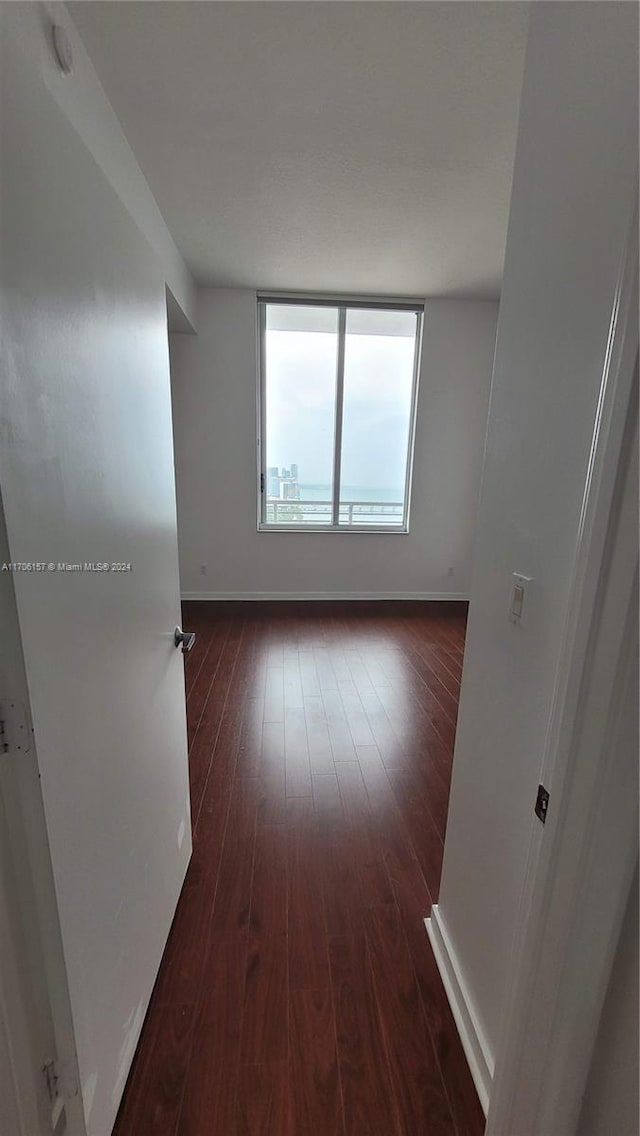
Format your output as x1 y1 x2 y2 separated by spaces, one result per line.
5 2 196 330
436 0 638 1075
170 292 497 598
578 867 639 1136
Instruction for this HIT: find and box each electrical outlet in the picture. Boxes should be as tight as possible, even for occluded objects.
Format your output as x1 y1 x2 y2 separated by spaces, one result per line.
447 567 454 577
200 564 207 576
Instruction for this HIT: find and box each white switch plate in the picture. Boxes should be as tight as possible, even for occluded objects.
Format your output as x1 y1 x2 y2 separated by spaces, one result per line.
510 572 532 626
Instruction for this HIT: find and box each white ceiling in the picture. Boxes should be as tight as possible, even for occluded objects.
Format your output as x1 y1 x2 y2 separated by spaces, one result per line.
69 2 528 299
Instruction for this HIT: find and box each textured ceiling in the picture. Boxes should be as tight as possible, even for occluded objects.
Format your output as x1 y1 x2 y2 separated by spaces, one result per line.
69 2 528 298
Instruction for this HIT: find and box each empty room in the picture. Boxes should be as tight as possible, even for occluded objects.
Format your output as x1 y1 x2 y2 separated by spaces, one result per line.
0 3 638 1136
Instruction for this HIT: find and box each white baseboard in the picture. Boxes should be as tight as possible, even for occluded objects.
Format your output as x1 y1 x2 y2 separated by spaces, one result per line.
181 591 470 601
425 905 494 1116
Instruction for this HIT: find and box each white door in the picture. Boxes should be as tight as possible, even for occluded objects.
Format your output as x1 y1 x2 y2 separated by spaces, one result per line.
0 24 192 1136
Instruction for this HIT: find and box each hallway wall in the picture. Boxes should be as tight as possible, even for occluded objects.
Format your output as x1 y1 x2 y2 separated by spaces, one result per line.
436 0 638 1081
578 865 639 1136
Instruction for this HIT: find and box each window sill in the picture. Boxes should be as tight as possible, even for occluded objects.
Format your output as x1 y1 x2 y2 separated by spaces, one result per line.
257 523 410 535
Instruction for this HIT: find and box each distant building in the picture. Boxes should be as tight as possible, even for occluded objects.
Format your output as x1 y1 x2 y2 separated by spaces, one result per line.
267 466 280 497
266 463 300 499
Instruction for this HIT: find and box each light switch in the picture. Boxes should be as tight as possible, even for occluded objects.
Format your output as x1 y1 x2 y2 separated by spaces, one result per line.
510 573 532 625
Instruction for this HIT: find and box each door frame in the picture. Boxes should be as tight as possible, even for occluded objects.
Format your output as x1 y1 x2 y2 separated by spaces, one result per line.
0 790 40 1136
486 197 638 1134
0 490 86 1136
0 747 86 1136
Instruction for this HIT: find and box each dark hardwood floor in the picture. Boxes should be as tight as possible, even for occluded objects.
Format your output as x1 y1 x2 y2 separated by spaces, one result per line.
113 601 485 1136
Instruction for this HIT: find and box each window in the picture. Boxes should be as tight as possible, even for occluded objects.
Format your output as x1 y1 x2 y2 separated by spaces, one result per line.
258 297 423 531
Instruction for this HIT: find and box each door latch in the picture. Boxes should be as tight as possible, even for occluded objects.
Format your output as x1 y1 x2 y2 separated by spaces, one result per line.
535 783 550 825
42 1058 59 1103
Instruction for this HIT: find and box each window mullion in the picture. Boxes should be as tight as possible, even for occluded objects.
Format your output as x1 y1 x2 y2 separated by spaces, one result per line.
258 301 267 524
332 308 347 526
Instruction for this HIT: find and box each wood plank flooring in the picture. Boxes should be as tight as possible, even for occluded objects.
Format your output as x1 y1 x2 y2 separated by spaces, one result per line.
113 601 484 1136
